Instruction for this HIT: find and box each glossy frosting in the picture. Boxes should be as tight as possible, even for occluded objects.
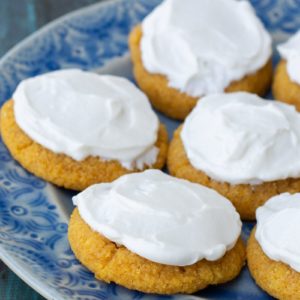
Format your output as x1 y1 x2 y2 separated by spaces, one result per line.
73 170 242 266
256 193 300 272
278 30 300 85
13 69 159 170
141 0 271 97
181 92 300 184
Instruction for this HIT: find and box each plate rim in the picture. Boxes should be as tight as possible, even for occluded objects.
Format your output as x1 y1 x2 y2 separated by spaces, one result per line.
0 0 282 299
0 248 58 300
0 1 133 299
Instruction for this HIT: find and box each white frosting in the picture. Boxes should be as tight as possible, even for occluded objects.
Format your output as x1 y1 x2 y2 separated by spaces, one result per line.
13 69 159 170
278 30 300 85
73 170 242 266
181 92 300 185
141 0 271 97
256 193 300 272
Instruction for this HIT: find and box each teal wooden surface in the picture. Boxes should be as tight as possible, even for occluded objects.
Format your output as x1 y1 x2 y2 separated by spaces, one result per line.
0 261 43 300
0 0 100 57
0 1 101 299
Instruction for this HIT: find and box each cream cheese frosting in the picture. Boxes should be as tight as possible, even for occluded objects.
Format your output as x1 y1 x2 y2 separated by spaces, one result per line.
256 193 300 272
181 92 300 185
73 170 242 266
141 0 272 97
13 69 159 170
278 30 300 85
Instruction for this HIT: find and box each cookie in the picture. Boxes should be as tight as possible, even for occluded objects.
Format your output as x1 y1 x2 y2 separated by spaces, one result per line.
273 60 300 110
247 193 300 299
69 208 245 294
168 125 300 220
0 99 168 191
273 31 300 110
247 228 300 299
129 0 272 120
69 170 245 294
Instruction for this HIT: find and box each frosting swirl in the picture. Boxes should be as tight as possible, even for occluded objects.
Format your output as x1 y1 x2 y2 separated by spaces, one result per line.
181 92 300 184
13 69 159 170
278 30 300 85
141 0 271 97
256 193 300 272
73 170 242 266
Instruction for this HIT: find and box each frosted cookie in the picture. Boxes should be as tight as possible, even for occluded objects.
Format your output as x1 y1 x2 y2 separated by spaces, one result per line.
273 30 300 110
68 170 245 294
129 0 272 120
168 92 300 220
247 193 300 299
0 70 168 191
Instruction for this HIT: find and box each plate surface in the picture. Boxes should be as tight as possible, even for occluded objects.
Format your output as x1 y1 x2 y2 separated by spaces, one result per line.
0 0 298 299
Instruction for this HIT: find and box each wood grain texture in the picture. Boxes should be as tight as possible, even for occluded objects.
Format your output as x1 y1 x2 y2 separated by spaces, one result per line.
0 261 43 300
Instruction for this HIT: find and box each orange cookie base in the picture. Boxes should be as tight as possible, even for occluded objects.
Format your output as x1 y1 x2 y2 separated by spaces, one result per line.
167 126 300 220
129 25 273 120
68 208 246 295
247 228 300 299
273 59 300 110
0 99 168 191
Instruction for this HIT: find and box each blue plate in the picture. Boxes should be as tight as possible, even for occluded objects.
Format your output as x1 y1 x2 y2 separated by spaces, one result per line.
0 0 298 299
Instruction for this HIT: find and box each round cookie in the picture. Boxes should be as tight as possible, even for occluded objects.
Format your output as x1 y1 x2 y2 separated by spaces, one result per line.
273 60 300 110
247 228 300 299
0 99 168 191
69 208 245 294
129 25 272 120
167 126 300 220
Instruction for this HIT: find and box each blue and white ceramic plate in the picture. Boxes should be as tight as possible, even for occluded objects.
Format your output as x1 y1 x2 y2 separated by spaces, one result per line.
0 0 298 299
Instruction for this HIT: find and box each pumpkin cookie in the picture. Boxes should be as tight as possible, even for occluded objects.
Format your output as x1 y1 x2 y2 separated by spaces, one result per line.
0 70 168 191
129 0 272 120
273 31 300 110
247 193 300 299
69 170 246 294
168 93 300 220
